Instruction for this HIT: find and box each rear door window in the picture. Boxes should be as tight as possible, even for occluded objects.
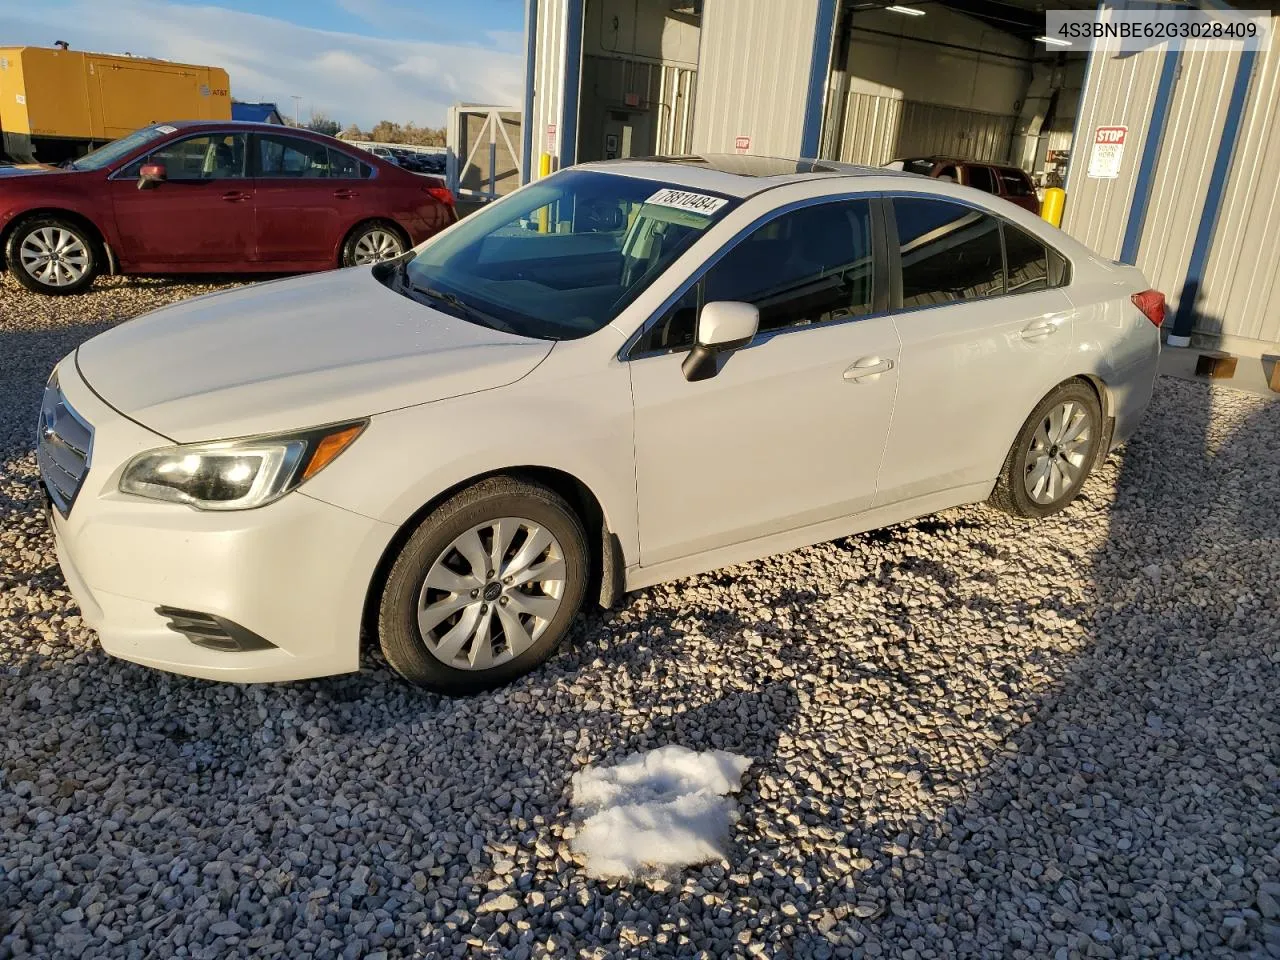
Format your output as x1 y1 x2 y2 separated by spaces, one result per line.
893 197 1003 308
965 165 998 194
257 135 331 178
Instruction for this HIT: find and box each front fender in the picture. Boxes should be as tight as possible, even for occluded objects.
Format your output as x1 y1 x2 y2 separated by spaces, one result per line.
299 351 639 565
0 194 118 256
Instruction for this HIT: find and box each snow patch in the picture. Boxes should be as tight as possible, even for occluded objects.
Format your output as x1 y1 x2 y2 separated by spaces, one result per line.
569 745 752 879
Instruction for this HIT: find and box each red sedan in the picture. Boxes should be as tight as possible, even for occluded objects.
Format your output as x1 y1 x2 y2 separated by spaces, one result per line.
0 121 456 295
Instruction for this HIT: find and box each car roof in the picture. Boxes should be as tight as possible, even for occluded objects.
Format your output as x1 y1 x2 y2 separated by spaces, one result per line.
576 153 924 198
159 120 332 137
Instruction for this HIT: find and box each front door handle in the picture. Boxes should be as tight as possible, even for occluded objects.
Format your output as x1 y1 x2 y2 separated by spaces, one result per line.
333 189 357 200
843 357 895 382
221 191 251 203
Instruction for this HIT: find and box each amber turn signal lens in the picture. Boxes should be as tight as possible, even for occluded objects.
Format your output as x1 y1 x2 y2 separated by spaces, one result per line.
301 424 365 481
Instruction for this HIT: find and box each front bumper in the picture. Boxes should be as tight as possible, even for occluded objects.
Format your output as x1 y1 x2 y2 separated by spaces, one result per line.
45 358 398 683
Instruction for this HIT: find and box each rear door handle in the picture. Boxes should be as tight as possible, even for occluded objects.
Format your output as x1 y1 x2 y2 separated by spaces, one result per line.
221 191 250 203
1021 314 1070 341
843 357 895 382
333 189 357 200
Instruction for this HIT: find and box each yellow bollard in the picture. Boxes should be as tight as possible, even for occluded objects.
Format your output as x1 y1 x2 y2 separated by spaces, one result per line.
1040 187 1065 228
537 153 553 233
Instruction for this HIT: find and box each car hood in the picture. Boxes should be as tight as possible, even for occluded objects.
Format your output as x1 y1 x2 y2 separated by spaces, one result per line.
0 163 64 178
75 268 554 442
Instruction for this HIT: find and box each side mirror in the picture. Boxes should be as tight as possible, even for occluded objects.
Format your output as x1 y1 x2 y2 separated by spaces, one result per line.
137 163 166 190
681 301 759 382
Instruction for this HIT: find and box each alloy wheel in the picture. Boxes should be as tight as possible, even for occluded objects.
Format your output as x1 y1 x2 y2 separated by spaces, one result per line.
19 227 90 287
416 517 567 670
351 229 404 264
1024 400 1093 504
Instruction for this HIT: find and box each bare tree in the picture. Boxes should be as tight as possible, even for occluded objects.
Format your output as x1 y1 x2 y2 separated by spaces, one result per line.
306 112 341 137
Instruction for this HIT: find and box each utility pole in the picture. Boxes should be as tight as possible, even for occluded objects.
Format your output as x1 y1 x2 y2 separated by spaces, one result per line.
290 95 302 126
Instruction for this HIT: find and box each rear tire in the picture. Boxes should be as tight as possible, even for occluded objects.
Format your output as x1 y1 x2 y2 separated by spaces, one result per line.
989 380 1103 519
341 220 407 267
5 216 100 295
377 477 589 694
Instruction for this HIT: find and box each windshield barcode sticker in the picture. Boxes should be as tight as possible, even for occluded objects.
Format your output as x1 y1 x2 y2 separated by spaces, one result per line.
644 188 728 216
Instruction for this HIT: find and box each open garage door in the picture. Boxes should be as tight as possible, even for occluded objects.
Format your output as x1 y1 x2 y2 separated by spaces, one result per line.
822 0 1092 194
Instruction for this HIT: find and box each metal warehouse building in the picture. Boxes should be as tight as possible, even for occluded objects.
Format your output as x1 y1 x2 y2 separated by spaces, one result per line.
520 0 1280 355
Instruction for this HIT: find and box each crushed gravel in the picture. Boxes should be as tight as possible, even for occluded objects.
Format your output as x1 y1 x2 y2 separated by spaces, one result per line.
1 273 1278 959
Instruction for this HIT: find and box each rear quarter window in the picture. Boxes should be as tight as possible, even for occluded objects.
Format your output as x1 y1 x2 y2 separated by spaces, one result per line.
998 168 1034 197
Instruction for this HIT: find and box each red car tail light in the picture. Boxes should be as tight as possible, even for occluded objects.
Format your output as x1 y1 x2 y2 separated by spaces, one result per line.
423 184 454 206
1131 289 1166 327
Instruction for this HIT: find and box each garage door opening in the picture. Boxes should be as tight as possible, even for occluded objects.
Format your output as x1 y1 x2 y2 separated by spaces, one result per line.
574 0 701 164
820 0 1093 196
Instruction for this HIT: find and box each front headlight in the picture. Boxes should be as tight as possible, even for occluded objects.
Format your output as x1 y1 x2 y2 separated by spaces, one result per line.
119 421 366 510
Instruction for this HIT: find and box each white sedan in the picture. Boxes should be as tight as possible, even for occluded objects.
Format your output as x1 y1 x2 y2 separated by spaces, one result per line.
39 156 1162 693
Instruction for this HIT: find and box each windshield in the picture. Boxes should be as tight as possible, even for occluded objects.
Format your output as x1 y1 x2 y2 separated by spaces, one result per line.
68 125 174 171
396 169 738 340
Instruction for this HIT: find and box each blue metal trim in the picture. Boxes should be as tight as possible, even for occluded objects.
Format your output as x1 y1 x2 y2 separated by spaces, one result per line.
521 0 538 184
1171 47 1257 337
800 0 840 159
1119 48 1179 264
559 0 584 167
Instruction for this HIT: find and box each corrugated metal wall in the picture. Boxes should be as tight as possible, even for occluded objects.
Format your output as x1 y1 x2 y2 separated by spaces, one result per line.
832 94 1014 165
1064 4 1280 347
1060 46 1165 258
1197 37 1280 345
531 0 574 175
836 92 902 165
895 101 1014 163
655 64 697 155
692 0 820 156
1135 42 1240 325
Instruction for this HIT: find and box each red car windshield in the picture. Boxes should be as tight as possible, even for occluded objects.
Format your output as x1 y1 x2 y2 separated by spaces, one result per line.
67 125 174 172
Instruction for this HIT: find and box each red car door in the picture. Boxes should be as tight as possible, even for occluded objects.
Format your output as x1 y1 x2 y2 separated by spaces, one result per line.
109 132 255 266
252 133 348 266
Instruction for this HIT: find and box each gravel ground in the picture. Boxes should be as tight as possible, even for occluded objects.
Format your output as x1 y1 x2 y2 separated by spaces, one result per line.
1 273 1278 959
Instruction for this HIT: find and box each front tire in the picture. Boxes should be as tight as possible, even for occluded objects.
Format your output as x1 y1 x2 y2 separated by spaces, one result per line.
342 220 407 267
5 216 100 295
377 477 590 694
990 380 1103 519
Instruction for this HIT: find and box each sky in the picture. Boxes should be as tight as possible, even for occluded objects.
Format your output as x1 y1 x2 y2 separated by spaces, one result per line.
0 0 526 129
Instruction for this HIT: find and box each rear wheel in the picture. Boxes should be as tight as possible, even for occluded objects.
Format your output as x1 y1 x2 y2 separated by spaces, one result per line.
377 477 589 694
342 221 407 266
5 216 100 295
990 380 1103 519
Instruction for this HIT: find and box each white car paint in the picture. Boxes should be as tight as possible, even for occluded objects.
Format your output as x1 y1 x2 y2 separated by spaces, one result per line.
43 162 1160 683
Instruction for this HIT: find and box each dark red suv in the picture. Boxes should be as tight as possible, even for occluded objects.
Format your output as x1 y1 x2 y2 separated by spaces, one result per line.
888 157 1041 215
0 121 456 295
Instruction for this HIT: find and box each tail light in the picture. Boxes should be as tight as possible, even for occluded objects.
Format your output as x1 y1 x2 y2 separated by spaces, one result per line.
423 184 454 206
1131 289 1166 327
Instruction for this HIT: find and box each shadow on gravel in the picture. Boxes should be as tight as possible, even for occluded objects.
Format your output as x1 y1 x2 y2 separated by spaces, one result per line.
753 382 1280 959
